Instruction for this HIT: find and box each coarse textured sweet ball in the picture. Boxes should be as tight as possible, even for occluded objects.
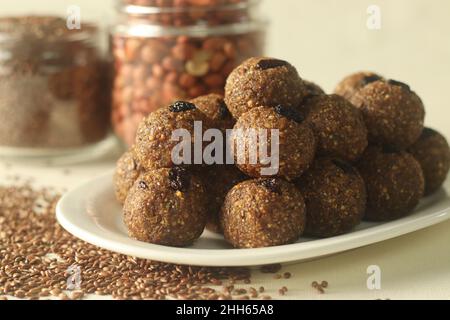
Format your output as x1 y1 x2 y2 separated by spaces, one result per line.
357 146 425 221
123 167 207 247
304 80 325 98
134 101 210 170
190 94 235 131
200 165 248 233
334 71 384 101
224 57 307 119
303 94 368 162
231 105 316 181
221 178 306 248
349 79 425 150
296 158 367 238
113 149 143 205
408 128 450 196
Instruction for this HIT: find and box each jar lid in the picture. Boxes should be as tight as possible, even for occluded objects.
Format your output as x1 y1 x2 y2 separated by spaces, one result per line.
0 16 101 72
117 0 259 15
113 19 264 38
114 0 264 36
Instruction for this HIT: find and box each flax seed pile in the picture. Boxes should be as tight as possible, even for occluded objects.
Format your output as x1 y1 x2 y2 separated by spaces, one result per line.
0 184 263 300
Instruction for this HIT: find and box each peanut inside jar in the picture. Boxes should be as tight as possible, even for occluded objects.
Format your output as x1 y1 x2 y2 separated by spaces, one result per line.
111 0 265 146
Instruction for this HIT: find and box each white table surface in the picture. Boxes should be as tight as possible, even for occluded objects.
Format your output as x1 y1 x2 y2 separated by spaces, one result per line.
1 140 450 301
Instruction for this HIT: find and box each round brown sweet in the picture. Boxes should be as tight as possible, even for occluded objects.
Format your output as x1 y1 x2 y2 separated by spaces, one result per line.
349 80 425 150
231 105 316 181
225 57 307 119
134 101 210 170
113 149 143 205
408 128 450 196
190 94 235 130
221 178 306 248
304 94 368 162
303 80 325 98
296 158 367 238
334 71 384 101
357 146 425 221
200 164 248 233
123 167 207 247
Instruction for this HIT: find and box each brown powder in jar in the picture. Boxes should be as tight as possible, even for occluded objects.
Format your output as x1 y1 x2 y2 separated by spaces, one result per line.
0 16 110 149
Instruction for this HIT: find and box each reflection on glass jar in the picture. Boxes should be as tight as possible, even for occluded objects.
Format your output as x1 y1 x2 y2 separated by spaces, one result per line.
111 0 266 145
0 16 111 153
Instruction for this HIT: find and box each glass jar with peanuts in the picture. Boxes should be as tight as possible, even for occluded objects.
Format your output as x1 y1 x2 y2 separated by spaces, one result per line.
111 0 266 145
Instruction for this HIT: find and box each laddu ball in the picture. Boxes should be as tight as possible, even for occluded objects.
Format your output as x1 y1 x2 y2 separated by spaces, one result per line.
123 167 207 247
200 164 248 234
408 128 450 195
191 94 235 131
303 80 325 98
133 101 210 170
225 57 307 119
304 94 368 162
231 105 316 181
349 79 425 150
334 71 384 101
221 178 306 248
357 146 425 221
296 158 367 238
113 148 144 204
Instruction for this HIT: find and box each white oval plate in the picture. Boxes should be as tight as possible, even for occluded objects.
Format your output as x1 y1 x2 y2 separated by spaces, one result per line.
56 172 450 267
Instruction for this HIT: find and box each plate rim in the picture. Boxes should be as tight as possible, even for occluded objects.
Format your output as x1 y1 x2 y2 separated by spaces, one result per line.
56 172 450 267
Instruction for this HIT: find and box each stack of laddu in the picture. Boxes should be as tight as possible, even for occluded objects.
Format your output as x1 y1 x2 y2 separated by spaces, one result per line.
114 57 450 249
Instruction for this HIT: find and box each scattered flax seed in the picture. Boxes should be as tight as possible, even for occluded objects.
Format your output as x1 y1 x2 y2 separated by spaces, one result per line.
249 287 258 298
259 286 265 293
274 274 282 280
223 285 234 294
311 281 326 294
0 185 254 301
260 264 282 274
211 279 222 286
278 286 288 296
261 295 272 300
233 288 247 295
283 272 292 279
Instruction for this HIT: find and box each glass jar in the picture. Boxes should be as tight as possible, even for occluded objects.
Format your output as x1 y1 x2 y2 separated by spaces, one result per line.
111 0 265 145
0 16 112 157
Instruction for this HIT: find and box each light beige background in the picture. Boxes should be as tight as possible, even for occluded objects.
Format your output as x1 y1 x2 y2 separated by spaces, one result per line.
2 0 450 136
1 0 450 300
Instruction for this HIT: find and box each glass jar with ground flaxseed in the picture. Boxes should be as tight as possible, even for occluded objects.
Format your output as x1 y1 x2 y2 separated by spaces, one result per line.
0 16 112 158
111 0 266 145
